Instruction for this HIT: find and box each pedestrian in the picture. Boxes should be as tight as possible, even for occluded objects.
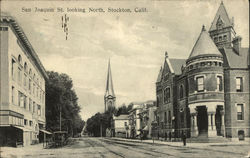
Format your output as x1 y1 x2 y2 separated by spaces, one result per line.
165 132 167 141
169 132 172 142
182 132 186 146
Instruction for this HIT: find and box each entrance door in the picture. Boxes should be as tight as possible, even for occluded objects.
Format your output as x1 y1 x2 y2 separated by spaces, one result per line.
197 106 208 136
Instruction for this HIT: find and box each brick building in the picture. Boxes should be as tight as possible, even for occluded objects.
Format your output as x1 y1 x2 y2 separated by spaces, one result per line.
155 2 249 141
0 14 48 146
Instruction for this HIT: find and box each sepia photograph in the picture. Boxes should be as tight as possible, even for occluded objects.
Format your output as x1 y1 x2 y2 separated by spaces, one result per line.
0 0 249 157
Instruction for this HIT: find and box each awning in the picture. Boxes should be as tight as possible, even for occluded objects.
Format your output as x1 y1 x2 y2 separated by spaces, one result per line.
39 129 52 134
13 126 32 132
142 126 148 131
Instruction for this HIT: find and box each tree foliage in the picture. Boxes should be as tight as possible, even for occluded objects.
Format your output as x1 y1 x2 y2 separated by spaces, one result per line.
46 71 85 136
86 103 133 136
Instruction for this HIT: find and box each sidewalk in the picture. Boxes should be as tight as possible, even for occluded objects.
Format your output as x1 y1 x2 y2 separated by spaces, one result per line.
0 143 44 158
108 137 250 148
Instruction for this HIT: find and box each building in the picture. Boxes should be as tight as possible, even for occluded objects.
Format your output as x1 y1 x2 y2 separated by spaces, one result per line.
128 104 143 138
155 54 186 139
112 114 129 138
156 2 249 141
0 14 48 146
104 59 116 112
137 101 157 139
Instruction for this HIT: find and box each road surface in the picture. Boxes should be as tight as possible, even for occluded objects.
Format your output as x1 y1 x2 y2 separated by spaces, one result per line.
1 137 249 158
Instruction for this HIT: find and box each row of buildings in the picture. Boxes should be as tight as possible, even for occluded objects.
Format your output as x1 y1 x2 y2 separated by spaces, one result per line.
0 14 49 146
111 101 156 139
107 2 249 141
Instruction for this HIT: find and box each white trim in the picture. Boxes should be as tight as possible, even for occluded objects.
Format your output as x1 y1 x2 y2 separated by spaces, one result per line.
194 74 206 80
215 74 223 92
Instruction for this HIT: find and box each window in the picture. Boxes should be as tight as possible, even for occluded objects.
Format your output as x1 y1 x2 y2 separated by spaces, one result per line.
223 35 227 40
197 76 204 92
24 119 27 126
18 55 22 64
18 91 22 106
124 122 127 126
37 105 41 115
237 104 244 120
33 84 35 95
24 74 27 87
168 111 171 123
11 86 15 104
180 85 184 99
236 77 243 92
29 99 32 111
164 112 167 123
217 76 223 91
214 37 218 42
23 95 27 109
33 102 36 113
219 36 222 41
18 68 22 84
11 59 15 80
29 120 32 126
29 79 31 92
164 88 170 103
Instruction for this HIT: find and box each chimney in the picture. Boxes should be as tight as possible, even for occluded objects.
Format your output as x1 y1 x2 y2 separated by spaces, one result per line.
232 36 242 55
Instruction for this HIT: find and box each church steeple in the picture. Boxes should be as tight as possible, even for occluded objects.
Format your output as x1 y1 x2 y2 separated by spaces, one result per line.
209 1 236 49
104 59 116 112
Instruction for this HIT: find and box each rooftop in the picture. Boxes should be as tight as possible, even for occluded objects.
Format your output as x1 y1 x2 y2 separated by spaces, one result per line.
188 25 222 60
0 13 48 80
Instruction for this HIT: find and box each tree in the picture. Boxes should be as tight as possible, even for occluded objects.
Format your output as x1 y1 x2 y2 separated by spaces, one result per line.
46 71 84 136
86 103 134 136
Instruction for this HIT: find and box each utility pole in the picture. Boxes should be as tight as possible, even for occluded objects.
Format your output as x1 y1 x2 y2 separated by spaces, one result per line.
100 117 103 137
60 105 62 131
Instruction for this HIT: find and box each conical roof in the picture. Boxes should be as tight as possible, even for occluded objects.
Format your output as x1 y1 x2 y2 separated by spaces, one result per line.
188 25 222 59
209 1 233 31
105 59 115 97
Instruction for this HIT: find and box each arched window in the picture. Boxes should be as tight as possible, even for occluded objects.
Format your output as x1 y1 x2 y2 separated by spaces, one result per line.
18 55 22 65
24 62 27 72
29 69 32 76
180 85 184 99
108 101 113 107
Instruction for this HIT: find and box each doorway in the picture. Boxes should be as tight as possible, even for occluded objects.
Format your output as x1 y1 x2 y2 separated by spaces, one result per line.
197 106 208 136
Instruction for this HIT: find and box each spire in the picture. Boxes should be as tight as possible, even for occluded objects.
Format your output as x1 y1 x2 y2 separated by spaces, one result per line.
105 59 115 97
188 25 222 59
209 1 233 31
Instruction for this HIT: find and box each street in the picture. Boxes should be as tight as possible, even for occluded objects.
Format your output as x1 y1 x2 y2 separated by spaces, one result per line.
1 137 249 158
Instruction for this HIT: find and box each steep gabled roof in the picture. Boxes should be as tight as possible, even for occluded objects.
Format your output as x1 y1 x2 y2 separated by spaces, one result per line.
188 26 222 59
169 59 186 75
219 48 249 68
209 1 233 31
105 59 115 97
156 67 163 83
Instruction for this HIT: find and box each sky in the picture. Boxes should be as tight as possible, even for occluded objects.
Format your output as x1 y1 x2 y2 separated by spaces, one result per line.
1 0 249 121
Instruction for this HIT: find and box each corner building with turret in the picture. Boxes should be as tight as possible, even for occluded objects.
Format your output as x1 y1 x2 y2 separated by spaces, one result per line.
155 2 249 141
